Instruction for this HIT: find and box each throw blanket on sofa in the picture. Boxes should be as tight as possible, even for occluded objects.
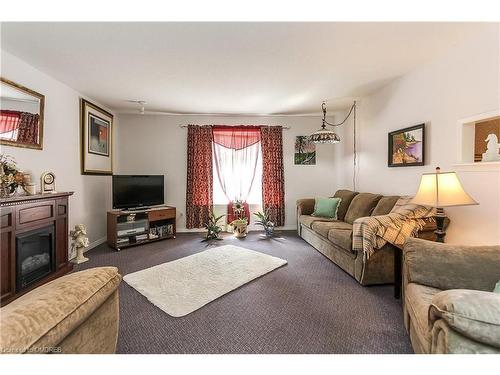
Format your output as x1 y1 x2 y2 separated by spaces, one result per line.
352 196 435 260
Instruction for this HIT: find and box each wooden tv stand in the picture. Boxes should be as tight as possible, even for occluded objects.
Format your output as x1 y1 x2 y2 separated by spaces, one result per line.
107 206 176 251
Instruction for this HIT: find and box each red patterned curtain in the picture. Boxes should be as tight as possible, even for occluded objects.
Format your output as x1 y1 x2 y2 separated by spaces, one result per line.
186 125 213 228
260 126 285 226
16 112 40 144
0 110 21 139
212 126 261 150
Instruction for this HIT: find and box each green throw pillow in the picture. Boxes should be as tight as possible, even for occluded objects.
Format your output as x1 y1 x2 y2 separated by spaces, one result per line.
493 281 500 293
312 197 342 219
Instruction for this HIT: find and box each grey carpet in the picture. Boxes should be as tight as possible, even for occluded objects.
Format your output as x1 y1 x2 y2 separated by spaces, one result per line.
76 231 412 354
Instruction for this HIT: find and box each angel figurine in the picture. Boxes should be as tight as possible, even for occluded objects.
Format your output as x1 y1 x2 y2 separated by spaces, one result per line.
70 224 89 264
482 133 500 162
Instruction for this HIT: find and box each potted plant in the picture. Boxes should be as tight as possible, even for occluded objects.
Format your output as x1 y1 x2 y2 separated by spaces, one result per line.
253 210 275 237
202 211 225 242
230 217 248 238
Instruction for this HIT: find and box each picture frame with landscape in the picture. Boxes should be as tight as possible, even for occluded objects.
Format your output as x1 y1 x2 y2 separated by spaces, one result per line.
294 135 316 165
388 123 425 167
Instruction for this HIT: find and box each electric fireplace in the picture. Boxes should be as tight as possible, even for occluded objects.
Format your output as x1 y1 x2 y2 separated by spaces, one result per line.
16 225 55 292
1 192 73 306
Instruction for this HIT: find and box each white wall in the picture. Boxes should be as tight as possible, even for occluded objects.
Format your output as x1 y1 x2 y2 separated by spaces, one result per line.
0 50 115 251
347 25 500 245
5 24 497 246
115 114 345 230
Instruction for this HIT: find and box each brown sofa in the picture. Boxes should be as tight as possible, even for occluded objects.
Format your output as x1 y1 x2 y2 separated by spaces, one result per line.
297 189 436 285
403 238 500 354
0 267 121 354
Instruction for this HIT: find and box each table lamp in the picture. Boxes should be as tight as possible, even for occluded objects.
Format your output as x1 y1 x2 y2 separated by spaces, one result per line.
411 167 478 242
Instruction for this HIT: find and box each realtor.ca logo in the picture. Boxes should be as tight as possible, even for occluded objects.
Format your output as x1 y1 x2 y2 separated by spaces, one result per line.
1 346 62 354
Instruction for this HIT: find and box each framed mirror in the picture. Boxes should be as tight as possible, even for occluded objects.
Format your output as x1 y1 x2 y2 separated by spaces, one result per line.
0 77 45 150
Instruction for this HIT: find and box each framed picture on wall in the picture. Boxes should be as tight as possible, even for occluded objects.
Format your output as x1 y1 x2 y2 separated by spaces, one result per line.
294 136 316 165
388 123 425 167
80 98 113 175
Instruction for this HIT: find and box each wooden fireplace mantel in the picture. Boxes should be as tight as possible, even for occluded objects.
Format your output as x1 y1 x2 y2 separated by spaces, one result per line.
1 192 74 306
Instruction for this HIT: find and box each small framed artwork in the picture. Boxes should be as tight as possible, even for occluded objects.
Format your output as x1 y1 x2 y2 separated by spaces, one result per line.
80 98 113 175
295 136 316 165
388 123 425 167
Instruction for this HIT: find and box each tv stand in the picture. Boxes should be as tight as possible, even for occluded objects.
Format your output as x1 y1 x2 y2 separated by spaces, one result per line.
107 206 176 251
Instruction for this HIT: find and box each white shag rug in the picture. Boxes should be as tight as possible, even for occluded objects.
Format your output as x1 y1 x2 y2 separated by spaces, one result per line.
123 245 287 317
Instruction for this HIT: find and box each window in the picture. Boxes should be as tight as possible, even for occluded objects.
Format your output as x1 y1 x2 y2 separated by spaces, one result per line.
212 126 263 205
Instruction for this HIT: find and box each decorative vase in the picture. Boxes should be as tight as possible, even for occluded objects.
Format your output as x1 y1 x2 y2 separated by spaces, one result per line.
233 222 248 238
0 184 17 198
23 183 36 195
264 225 274 237
0 185 8 199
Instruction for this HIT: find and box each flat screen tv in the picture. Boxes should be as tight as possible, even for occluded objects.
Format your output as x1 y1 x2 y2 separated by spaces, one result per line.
112 175 164 210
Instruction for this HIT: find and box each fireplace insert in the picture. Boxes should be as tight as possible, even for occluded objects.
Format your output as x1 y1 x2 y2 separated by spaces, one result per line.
16 225 55 292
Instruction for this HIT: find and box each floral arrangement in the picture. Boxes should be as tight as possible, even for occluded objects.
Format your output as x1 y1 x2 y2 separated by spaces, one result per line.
0 154 26 197
232 199 245 218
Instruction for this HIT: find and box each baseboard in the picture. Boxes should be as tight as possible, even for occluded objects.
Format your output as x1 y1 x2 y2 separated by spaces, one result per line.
87 237 107 251
177 225 297 233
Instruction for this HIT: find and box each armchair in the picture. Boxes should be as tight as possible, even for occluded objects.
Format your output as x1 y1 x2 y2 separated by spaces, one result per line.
403 238 500 353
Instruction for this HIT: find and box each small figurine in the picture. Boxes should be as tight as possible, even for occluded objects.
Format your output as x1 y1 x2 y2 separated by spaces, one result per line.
482 133 500 162
70 224 89 264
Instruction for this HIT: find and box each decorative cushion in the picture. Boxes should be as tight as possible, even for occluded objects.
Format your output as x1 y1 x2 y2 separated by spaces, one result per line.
494 281 500 293
372 196 400 216
312 197 342 219
344 193 383 224
299 215 336 229
429 289 500 348
332 190 359 221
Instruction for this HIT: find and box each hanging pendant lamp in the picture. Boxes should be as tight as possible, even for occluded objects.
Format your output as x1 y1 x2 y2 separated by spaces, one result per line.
309 101 356 144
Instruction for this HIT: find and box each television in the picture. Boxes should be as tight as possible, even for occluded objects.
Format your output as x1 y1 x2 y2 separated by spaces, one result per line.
112 175 164 210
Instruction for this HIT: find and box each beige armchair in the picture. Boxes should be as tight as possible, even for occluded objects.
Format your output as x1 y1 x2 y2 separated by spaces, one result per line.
403 238 500 353
0 267 121 354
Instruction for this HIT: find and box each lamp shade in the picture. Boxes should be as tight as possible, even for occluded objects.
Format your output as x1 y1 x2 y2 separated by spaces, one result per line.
411 169 478 208
308 128 340 144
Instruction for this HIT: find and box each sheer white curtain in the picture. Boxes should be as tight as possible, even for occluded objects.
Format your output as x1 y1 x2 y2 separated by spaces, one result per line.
212 126 262 205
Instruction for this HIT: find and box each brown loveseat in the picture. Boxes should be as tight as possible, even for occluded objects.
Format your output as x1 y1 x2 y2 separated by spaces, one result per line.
0 267 121 354
297 189 436 285
403 238 500 354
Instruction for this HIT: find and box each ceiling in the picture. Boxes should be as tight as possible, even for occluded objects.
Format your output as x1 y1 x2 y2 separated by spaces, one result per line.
1 22 486 115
